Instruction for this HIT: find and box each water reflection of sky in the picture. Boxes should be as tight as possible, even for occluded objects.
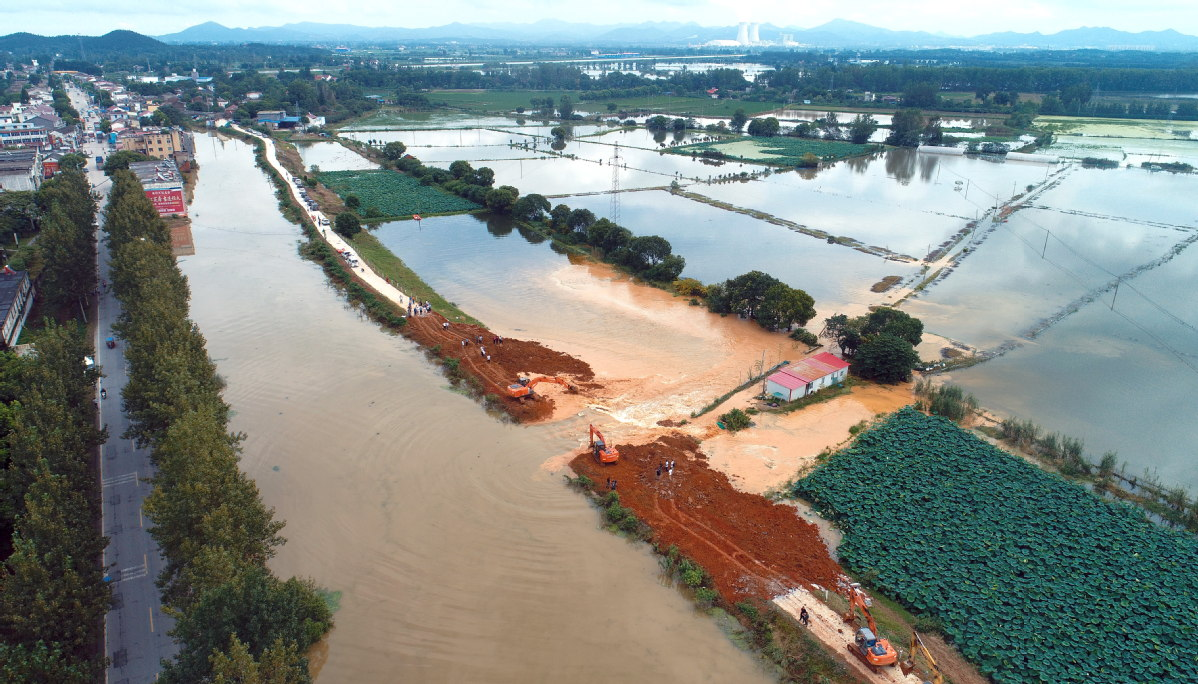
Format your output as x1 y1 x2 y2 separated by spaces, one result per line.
309 117 1198 486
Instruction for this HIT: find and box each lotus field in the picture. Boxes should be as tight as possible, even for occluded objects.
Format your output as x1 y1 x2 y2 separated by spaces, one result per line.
794 407 1198 684
318 169 479 217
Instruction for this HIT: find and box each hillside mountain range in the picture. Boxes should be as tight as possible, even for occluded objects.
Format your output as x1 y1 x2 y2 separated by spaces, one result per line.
153 19 1198 51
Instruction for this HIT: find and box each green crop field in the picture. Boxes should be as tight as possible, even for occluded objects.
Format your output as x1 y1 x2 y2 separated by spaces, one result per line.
671 137 879 165
317 169 479 217
795 407 1198 684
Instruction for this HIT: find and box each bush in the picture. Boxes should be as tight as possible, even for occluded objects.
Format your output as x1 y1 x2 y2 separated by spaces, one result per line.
789 328 819 346
719 408 752 432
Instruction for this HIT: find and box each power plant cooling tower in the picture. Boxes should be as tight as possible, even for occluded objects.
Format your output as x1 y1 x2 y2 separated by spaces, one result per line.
749 23 761 44
736 22 749 45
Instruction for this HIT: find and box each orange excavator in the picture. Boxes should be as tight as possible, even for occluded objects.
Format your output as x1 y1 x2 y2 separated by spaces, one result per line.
589 424 619 464
505 376 572 399
900 631 944 684
841 582 899 673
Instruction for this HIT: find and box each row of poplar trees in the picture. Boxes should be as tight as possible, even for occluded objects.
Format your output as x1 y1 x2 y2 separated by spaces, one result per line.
0 171 108 680
104 169 332 682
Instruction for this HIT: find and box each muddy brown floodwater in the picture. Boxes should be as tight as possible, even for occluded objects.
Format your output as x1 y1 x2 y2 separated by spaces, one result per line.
181 135 773 681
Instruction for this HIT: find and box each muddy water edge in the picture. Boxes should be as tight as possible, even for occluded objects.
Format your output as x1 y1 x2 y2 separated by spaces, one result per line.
180 136 773 681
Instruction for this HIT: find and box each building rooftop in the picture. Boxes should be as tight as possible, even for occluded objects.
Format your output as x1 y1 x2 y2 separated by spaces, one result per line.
128 159 181 185
770 352 850 387
0 269 29 325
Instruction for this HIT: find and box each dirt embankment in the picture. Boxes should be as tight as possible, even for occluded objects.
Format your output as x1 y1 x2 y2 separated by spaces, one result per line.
402 311 596 423
569 433 843 603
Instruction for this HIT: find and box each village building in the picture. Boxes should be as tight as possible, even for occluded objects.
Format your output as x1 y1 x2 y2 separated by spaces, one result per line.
764 352 850 402
128 159 186 217
0 268 35 349
0 149 43 191
117 128 195 169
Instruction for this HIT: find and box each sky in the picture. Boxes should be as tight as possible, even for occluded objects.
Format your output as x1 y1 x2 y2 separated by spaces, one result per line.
5 0 1197 38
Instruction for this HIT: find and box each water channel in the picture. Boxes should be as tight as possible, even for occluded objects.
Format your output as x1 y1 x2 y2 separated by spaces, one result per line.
182 134 773 682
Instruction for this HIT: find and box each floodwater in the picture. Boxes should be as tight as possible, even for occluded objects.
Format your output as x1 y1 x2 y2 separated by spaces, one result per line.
180 135 773 682
910 163 1198 488
318 109 1198 490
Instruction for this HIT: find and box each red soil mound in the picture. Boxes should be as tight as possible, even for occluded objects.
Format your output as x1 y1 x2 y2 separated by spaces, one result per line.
403 311 595 422
570 433 843 604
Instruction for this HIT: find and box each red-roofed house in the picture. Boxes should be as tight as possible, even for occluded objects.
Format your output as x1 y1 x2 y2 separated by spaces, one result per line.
765 352 849 402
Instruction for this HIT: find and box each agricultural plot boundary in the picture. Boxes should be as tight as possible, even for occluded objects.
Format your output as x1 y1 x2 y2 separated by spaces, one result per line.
316 169 481 218
795 407 1198 684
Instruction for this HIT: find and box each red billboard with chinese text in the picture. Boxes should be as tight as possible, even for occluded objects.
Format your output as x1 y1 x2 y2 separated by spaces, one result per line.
145 188 186 216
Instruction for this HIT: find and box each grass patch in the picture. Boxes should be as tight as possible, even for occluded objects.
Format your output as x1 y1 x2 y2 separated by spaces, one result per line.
673 137 878 166
317 169 479 217
348 231 483 327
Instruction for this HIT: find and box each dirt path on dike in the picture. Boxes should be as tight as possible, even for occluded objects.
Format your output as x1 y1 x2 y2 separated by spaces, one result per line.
569 434 921 684
402 312 596 422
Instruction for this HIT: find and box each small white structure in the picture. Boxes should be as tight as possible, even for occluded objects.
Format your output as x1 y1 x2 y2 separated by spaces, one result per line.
765 352 849 402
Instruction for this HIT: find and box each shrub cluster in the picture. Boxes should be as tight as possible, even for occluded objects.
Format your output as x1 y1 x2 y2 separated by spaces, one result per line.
104 170 332 682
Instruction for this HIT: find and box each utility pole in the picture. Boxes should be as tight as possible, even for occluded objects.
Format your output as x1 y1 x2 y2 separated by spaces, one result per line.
1042 229 1050 258
1110 279 1120 310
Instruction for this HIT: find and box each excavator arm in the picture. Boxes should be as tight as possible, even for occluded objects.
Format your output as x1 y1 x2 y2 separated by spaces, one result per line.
900 631 943 684
505 376 574 398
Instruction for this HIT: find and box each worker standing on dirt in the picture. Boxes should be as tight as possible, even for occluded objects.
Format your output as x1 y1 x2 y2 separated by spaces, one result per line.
800 607 810 627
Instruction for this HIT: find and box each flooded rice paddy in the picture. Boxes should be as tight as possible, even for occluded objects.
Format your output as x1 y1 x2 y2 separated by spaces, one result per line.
308 113 1198 490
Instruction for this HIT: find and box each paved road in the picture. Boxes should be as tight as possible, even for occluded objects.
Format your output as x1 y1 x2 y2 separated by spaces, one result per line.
71 86 178 683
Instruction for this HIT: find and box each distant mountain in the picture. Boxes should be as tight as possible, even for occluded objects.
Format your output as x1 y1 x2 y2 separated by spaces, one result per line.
0 30 166 57
973 27 1198 50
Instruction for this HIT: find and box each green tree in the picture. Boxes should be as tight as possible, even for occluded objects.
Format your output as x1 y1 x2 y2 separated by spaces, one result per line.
210 635 309 684
886 109 924 147
449 160 474 180
380 141 407 161
344 195 361 212
850 333 920 383
729 108 748 133
57 153 87 172
471 167 495 188
902 82 940 108
586 219 632 254
102 150 152 174
566 208 596 234
549 204 571 232
0 641 91 683
746 117 780 137
922 116 944 145
511 193 550 222
847 114 879 144
757 283 816 330
483 186 518 214
333 213 361 238
557 95 574 119
160 568 331 684
862 308 923 347
617 235 674 274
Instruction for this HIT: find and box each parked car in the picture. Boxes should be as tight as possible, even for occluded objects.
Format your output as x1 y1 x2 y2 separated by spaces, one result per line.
105 337 116 349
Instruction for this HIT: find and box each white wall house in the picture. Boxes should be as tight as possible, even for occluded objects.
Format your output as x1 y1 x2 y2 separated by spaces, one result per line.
765 352 850 402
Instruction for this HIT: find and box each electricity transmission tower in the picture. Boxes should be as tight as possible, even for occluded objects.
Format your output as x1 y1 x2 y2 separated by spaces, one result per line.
609 143 621 222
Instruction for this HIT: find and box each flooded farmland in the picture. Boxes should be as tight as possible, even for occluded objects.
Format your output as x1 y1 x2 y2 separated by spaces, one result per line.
182 135 773 682
304 115 1198 489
